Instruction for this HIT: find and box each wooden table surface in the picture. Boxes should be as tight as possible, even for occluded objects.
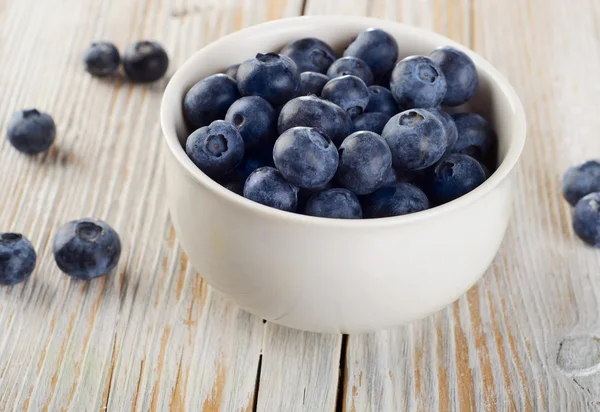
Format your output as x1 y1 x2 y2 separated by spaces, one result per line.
0 0 599 410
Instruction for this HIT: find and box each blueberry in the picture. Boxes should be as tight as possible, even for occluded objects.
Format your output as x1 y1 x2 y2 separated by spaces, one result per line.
298 72 330 96
321 75 370 118
237 53 300 106
232 156 268 181
225 96 275 148
280 38 337 74
53 219 121 280
365 86 400 117
337 131 392 195
426 153 486 204
382 109 448 171
427 108 458 150
83 42 120 77
305 188 362 219
186 120 245 177
225 64 239 78
375 69 393 88
363 183 429 218
390 56 447 109
353 112 390 135
273 127 339 189
123 41 168 83
343 28 398 77
451 113 495 161
562 161 600 206
7 109 56 154
429 46 478 106
183 74 240 128
382 168 399 187
278 95 353 147
297 180 334 213
327 57 374 86
244 167 298 212
0 233 36 286
573 193 600 247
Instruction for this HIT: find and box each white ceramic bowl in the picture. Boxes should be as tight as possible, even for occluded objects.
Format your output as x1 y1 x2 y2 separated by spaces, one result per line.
160 16 526 333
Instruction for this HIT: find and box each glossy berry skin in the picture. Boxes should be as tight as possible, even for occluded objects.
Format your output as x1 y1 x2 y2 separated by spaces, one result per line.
365 86 400 117
0 233 36 286
298 72 330 96
186 120 245 177
390 56 447 109
305 189 362 219
273 127 339 189
243 167 298 212
237 53 300 106
327 57 374 86
562 160 600 206
427 108 458 150
83 42 120 77
184 74 240 128
53 219 121 280
321 75 370 118
451 113 494 160
382 109 448 171
353 112 390 135
426 153 486 205
225 64 239 78
278 96 353 147
225 96 275 148
343 28 399 77
7 109 56 154
336 131 392 195
429 46 478 106
280 38 337 74
363 183 429 218
123 41 168 83
573 193 600 247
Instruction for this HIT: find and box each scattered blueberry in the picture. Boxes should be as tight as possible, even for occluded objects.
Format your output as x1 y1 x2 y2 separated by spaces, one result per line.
273 127 339 189
183 74 240 128
365 86 400 117
83 41 120 77
225 96 275 148
305 188 362 219
278 95 353 147
429 46 478 106
382 109 448 171
337 131 392 195
280 38 337 74
225 64 239 78
562 161 600 206
53 219 121 280
7 109 56 154
123 40 169 83
186 120 245 177
298 71 330 96
426 153 486 204
353 112 390 135
390 55 447 108
451 113 495 161
363 183 429 218
321 75 370 118
243 167 298 212
343 28 398 77
427 107 458 150
327 56 374 86
237 53 300 106
572 193 600 247
0 233 36 286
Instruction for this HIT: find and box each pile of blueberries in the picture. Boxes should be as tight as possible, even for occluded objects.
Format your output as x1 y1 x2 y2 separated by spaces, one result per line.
563 161 600 247
183 28 496 219
0 40 170 285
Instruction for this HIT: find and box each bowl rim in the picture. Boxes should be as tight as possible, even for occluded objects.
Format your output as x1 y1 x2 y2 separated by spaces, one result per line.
160 15 527 228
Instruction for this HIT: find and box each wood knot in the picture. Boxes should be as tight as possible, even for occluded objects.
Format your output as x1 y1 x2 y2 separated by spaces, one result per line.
557 335 600 377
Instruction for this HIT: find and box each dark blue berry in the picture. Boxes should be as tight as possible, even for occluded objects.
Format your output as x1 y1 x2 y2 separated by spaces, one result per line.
53 219 121 280
237 53 300 106
353 112 390 134
429 46 478 106
451 113 495 161
225 96 275 148
426 153 486 204
297 180 334 213
7 109 56 154
390 56 447 108
0 233 36 286
280 38 337 74
427 108 458 150
278 95 353 147
243 167 298 212
365 86 400 117
573 193 600 247
337 131 392 195
123 41 168 83
184 74 240 128
343 28 398 77
186 120 245 177
363 183 429 218
273 127 339 189
305 188 362 219
321 75 370 118
382 109 448 171
375 69 393 88
298 71 330 96
232 156 267 181
225 64 239 78
327 57 374 86
83 42 120 77
562 161 600 206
